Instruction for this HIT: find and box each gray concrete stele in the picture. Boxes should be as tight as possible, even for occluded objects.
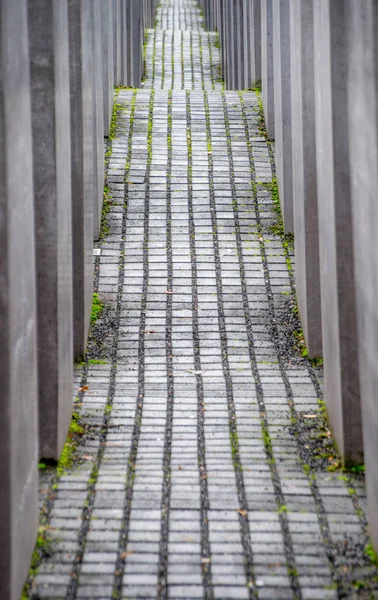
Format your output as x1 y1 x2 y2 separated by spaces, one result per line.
290 0 322 358
314 0 362 465
28 0 74 460
0 0 39 597
347 0 378 550
68 0 95 361
261 0 275 140
273 0 293 234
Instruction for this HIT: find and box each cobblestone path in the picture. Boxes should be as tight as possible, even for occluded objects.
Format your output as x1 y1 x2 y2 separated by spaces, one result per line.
34 1 378 599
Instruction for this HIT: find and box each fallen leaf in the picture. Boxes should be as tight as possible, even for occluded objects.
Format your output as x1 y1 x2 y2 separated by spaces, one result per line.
302 414 317 419
165 290 173 295
144 330 156 334
178 466 183 470
79 385 89 392
201 557 211 564
82 455 94 461
237 509 248 518
121 551 134 559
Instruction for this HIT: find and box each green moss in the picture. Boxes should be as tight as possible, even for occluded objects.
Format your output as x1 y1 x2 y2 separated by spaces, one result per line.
21 528 55 598
91 293 104 326
366 544 378 567
56 413 85 477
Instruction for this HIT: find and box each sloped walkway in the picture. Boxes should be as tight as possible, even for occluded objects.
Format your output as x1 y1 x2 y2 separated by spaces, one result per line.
34 1 377 599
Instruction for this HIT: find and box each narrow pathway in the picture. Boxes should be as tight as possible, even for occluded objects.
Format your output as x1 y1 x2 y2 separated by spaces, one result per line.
34 2 376 599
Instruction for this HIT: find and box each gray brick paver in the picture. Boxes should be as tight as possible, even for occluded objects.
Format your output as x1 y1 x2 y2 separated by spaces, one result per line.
31 1 376 599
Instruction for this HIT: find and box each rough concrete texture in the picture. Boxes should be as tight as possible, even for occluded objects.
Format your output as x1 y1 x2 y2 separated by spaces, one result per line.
28 1 378 598
68 0 94 360
0 0 39 597
261 0 275 139
290 0 322 358
92 0 105 240
313 0 363 465
29 0 74 461
273 0 293 234
101 0 115 136
347 0 378 551
113 0 122 86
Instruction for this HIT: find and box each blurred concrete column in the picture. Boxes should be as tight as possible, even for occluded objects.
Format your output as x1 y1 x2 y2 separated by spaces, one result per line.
28 0 74 459
273 0 293 233
261 0 275 139
68 0 94 360
290 0 322 357
314 0 362 464
0 0 39 597
347 0 378 548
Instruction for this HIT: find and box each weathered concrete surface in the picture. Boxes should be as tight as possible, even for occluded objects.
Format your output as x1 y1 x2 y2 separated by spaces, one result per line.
261 0 275 139
68 0 94 360
113 0 122 86
92 0 105 240
347 0 378 549
0 0 39 597
129 0 144 88
290 0 322 357
314 0 362 464
101 0 114 136
28 0 73 460
273 0 293 233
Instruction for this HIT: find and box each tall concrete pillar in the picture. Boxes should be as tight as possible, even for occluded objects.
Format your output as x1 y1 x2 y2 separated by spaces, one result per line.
347 0 378 549
0 0 39 597
68 0 94 360
120 0 130 87
273 0 293 233
261 0 274 139
113 0 122 87
290 0 322 357
28 0 74 460
129 0 144 88
102 0 114 136
92 0 105 240
313 0 362 464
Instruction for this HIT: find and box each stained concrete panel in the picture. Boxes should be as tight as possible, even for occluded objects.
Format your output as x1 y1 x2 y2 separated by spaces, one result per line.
313 0 362 464
347 0 378 548
261 0 274 139
290 0 322 357
0 0 39 597
242 0 261 88
92 0 105 239
273 0 293 233
129 0 144 88
28 0 73 460
101 0 114 136
68 0 94 360
120 0 130 87
113 0 122 86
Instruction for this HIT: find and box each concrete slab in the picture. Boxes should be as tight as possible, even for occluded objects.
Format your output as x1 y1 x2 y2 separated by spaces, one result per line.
313 0 362 464
28 0 73 459
92 0 105 240
101 0 114 136
261 0 274 139
273 0 293 233
68 0 94 360
0 0 39 597
113 0 122 86
290 0 322 357
347 0 378 548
